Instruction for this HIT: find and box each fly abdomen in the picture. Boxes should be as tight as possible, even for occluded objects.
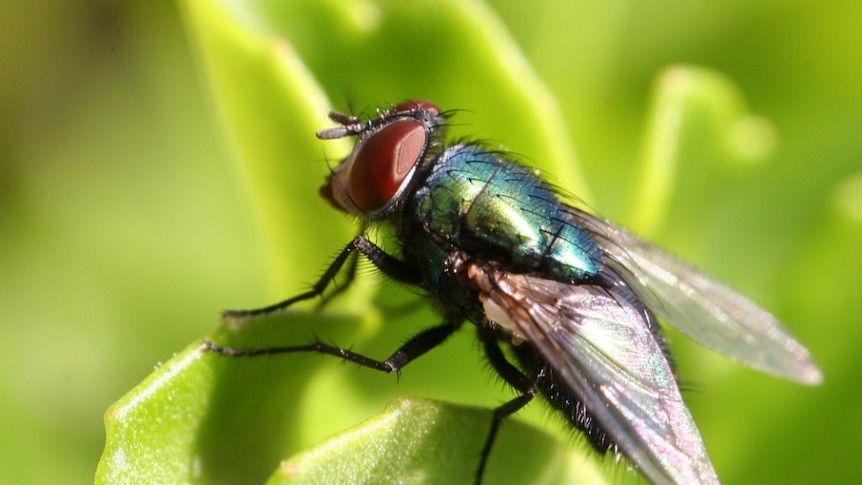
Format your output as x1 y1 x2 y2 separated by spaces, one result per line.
510 341 617 454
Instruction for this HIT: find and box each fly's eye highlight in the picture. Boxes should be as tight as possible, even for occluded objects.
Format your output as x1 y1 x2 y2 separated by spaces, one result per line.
348 119 427 212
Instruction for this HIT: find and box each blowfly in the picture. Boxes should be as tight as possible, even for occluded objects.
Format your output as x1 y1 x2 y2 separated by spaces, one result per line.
206 100 822 484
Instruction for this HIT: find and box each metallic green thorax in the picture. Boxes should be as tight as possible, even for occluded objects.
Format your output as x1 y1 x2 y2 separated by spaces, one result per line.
406 143 602 297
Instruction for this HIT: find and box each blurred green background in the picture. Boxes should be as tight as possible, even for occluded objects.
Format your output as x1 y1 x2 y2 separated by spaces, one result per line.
3 1 861 484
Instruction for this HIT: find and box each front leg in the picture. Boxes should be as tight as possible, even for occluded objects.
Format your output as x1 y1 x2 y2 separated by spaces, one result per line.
223 236 422 319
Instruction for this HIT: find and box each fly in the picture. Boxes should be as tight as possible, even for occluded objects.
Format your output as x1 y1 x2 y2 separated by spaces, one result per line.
205 100 823 485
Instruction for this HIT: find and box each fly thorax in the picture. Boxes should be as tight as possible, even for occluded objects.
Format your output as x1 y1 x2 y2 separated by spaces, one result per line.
421 145 602 281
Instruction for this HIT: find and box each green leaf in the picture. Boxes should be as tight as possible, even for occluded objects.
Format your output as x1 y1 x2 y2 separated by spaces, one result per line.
266 397 577 485
99 311 603 485
98 312 373 485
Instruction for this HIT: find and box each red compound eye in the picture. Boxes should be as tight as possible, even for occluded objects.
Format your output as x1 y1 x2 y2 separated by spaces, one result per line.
349 119 427 212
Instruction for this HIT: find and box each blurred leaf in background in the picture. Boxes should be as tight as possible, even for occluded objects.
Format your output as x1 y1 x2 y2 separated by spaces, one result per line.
2 1 860 484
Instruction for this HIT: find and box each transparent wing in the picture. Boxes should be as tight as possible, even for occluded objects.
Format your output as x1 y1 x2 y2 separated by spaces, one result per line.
569 210 822 385
470 267 718 485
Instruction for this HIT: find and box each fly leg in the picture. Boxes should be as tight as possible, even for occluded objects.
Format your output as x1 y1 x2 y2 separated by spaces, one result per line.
223 236 422 319
204 318 461 376
475 329 537 485
313 248 358 311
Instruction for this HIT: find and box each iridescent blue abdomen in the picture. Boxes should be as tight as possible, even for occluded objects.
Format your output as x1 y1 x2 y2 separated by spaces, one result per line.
407 144 601 287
